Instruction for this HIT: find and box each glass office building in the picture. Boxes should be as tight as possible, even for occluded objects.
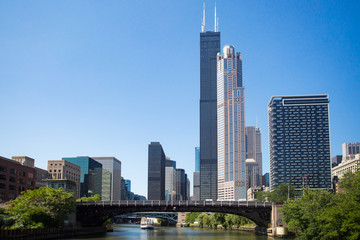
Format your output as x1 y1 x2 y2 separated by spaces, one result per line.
62 156 102 197
245 126 262 187
268 95 332 190
200 30 220 201
217 45 246 200
147 142 165 200
165 159 176 201
92 157 121 201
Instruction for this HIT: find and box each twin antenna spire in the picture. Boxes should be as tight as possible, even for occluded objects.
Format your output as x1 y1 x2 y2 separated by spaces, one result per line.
201 1 219 33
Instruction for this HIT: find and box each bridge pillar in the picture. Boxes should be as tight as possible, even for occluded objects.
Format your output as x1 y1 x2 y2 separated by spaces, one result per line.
176 212 187 227
269 204 287 237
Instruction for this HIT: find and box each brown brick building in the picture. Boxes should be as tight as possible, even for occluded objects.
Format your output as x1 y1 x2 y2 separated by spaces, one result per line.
0 156 36 202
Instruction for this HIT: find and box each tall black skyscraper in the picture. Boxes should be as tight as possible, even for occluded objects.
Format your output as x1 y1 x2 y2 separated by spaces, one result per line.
268 95 331 191
199 3 220 200
148 142 165 200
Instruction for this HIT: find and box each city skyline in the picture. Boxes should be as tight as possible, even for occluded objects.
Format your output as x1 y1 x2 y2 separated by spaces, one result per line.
1 1 359 197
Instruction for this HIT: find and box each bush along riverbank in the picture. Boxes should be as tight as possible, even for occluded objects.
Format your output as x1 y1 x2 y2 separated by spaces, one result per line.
0 226 107 240
184 212 256 231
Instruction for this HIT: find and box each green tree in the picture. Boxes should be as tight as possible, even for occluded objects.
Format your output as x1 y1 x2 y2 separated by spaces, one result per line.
209 213 225 228
6 187 76 229
254 190 269 202
269 184 297 202
185 212 199 224
225 214 234 229
254 184 296 202
282 171 360 240
282 189 334 239
76 194 101 202
197 213 206 227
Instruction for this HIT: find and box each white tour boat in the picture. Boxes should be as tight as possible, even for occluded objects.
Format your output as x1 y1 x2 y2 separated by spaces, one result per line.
140 217 154 230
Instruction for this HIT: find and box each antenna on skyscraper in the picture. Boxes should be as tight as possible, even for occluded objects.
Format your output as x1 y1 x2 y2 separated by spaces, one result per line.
201 1 206 33
256 116 258 128
214 2 218 32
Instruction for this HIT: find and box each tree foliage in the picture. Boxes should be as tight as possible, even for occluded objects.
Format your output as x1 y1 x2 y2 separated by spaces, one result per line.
255 184 297 202
6 187 76 229
185 212 199 224
282 171 360 240
188 212 253 229
76 194 101 202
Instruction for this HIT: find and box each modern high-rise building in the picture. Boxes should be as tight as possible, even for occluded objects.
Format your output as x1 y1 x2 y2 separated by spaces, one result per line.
199 4 221 201
147 142 165 200
193 171 200 201
165 158 176 201
62 156 103 198
100 168 112 201
195 147 200 172
245 126 262 187
217 45 246 200
268 95 332 190
176 168 187 200
193 147 201 201
124 179 131 192
92 157 121 201
331 155 342 168
262 173 270 187
245 159 260 193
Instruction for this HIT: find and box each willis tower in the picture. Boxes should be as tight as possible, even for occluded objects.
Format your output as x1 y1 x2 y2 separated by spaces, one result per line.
199 2 220 200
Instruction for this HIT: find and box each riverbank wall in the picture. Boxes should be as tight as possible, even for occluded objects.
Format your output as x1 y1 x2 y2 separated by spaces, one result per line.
0 226 106 240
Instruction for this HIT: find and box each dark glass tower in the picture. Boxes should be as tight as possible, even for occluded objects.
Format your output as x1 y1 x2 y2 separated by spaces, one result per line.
147 142 165 200
62 156 102 197
268 95 331 191
200 30 220 200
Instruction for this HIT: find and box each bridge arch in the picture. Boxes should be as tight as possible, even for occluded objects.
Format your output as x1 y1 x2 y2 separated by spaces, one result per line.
76 200 273 228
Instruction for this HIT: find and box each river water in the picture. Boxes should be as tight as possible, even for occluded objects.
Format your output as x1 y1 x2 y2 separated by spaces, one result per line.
66 224 291 240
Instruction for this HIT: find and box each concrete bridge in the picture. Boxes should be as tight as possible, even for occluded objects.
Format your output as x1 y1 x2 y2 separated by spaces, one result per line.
76 200 282 228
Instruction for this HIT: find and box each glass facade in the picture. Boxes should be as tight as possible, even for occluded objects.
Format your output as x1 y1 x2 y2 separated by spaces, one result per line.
147 142 165 200
268 95 332 190
92 157 121 201
62 156 103 198
200 31 220 201
195 147 200 172
176 168 187 200
217 45 246 200
101 169 112 201
165 159 176 201
245 126 262 187
124 179 131 192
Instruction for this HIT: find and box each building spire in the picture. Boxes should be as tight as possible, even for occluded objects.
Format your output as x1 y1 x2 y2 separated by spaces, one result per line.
201 1 206 33
214 2 218 32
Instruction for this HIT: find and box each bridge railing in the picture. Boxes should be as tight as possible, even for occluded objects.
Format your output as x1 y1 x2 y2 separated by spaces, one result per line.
77 200 273 208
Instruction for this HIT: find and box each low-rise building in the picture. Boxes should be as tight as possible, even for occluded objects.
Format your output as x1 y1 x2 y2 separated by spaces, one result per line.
35 167 51 188
0 156 35 202
43 179 77 197
12 156 35 168
48 160 81 198
332 154 360 179
247 186 270 201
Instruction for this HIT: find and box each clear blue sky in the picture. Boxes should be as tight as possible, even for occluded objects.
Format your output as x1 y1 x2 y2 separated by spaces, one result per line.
1 1 359 197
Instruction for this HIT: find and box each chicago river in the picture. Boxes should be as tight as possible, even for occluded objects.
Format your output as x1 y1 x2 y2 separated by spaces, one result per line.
65 224 290 240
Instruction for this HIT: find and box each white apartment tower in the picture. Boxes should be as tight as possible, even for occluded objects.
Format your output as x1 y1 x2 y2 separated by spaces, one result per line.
217 45 246 200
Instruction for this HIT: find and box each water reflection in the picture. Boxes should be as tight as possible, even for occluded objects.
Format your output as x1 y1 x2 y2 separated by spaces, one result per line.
66 224 289 240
